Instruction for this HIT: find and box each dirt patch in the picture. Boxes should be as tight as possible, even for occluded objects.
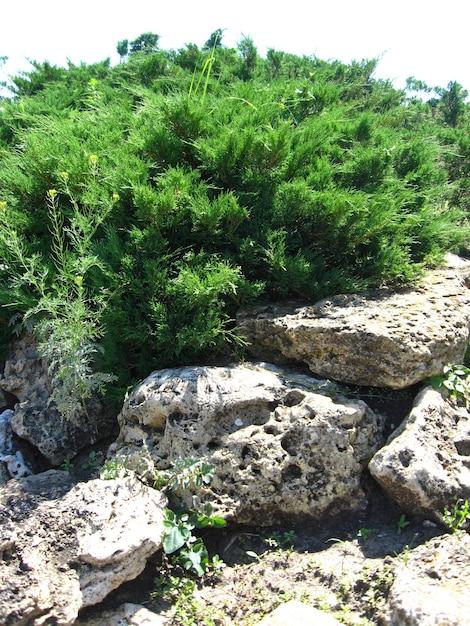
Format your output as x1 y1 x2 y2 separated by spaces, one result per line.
184 478 441 625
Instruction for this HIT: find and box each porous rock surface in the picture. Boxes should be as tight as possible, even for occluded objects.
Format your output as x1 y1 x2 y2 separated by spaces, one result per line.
385 533 470 625
0 333 109 465
369 386 470 522
236 254 470 389
0 470 166 626
110 362 383 525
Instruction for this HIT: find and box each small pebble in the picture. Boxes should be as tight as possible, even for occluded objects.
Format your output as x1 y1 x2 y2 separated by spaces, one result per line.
423 519 437 529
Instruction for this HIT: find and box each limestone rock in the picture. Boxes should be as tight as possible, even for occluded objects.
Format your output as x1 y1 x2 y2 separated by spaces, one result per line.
386 533 470 625
236 255 470 389
0 409 39 483
0 470 166 626
255 600 342 625
0 409 15 456
369 387 470 522
110 363 383 526
0 333 110 465
0 451 32 480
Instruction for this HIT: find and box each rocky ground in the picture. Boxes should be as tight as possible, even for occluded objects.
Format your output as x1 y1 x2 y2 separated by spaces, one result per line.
2 376 469 626
77 385 450 626
77 475 445 626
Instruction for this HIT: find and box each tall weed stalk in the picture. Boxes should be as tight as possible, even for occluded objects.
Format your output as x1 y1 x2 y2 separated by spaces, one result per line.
0 165 116 421
188 32 219 104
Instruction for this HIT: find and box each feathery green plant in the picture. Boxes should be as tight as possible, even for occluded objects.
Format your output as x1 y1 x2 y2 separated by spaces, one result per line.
0 164 116 420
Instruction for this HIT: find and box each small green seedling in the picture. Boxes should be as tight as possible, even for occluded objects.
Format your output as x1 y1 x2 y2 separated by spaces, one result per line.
443 499 470 534
326 537 347 545
99 458 130 480
264 529 297 550
430 363 470 405
81 450 99 471
246 550 262 563
61 458 74 474
357 527 374 542
397 514 410 535
282 529 298 547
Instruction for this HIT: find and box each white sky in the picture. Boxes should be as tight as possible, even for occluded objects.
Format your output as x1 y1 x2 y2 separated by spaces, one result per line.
1 0 469 94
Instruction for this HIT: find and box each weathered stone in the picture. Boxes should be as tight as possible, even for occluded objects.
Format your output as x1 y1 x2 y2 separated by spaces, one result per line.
76 603 170 626
0 470 166 626
256 600 342 625
369 386 470 523
386 533 470 625
110 363 383 526
0 333 54 404
236 255 470 389
0 409 14 460
0 409 33 485
0 387 7 409
0 409 39 483
0 333 110 465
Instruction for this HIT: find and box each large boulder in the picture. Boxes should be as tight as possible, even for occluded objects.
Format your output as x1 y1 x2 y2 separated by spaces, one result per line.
236 255 470 389
109 363 383 525
0 470 166 626
0 333 112 465
369 387 470 523
385 533 470 625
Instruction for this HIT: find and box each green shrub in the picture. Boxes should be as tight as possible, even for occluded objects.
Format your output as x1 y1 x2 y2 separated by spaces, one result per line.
0 39 468 412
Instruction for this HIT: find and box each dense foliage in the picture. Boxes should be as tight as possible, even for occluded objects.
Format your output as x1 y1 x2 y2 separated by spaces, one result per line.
0 36 469 410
